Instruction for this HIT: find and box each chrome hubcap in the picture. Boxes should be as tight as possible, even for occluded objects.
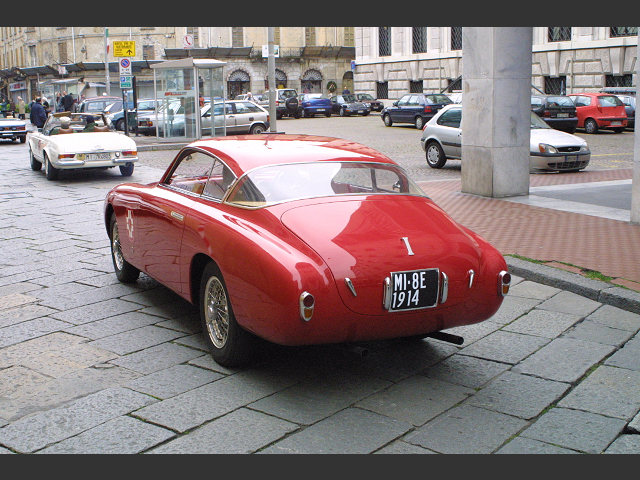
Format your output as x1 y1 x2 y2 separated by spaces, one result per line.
427 146 440 163
204 276 229 349
111 222 124 271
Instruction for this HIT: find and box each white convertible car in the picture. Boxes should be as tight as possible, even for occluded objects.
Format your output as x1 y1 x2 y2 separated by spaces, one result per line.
27 112 138 180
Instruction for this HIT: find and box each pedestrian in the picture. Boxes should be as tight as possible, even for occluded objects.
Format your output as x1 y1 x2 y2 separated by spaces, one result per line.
62 91 75 112
17 96 25 120
342 86 351 95
29 97 47 129
246 91 254 101
41 95 50 115
55 92 63 112
82 115 97 132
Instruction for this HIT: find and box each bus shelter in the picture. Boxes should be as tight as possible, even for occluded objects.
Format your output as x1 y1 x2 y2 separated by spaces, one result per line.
151 58 226 141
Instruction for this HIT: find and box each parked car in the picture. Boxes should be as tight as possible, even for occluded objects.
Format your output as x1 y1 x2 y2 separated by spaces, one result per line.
137 100 269 136
27 112 138 180
420 104 590 172
298 93 332 117
0 115 28 143
530 94 578 133
381 93 453 129
601 87 636 129
104 134 510 366
568 92 627 134
329 94 370 116
262 89 301 119
107 98 158 132
354 93 384 112
76 96 122 114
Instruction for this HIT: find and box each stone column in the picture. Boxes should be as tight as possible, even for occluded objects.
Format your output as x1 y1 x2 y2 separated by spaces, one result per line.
631 36 640 224
461 27 533 197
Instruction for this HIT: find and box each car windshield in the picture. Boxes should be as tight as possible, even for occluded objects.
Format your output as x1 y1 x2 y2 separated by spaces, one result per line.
426 94 453 105
359 94 375 101
530 112 551 129
227 162 427 208
342 94 357 102
598 95 623 107
545 96 574 107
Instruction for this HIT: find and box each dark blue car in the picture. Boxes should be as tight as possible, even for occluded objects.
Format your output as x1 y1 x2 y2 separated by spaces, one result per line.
299 93 332 117
381 93 453 129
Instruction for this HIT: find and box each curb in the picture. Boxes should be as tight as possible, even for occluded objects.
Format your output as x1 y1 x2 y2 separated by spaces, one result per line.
136 143 187 152
506 256 640 315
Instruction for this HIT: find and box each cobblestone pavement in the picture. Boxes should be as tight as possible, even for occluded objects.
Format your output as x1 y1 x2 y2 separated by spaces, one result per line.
1 139 640 454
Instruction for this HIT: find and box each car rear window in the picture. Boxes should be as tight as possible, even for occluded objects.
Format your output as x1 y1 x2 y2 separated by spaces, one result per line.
598 95 623 107
545 96 574 107
425 94 453 105
227 162 427 208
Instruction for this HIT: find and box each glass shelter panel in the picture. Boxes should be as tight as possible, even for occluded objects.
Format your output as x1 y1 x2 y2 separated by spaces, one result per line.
155 67 197 140
199 67 226 137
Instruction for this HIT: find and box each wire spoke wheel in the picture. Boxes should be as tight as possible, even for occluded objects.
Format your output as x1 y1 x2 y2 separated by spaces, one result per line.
111 221 124 271
204 276 230 349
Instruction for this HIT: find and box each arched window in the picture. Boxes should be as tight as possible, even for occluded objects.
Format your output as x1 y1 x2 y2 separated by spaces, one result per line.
227 70 250 99
301 69 323 93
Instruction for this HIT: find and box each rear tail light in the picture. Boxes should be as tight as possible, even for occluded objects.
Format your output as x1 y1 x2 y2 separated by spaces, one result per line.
498 271 511 297
299 292 315 322
543 110 551 117
424 106 432 113
122 150 137 157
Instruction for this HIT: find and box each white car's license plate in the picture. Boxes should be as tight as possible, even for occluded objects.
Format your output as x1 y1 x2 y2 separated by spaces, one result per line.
388 268 439 311
557 113 569 118
82 153 111 161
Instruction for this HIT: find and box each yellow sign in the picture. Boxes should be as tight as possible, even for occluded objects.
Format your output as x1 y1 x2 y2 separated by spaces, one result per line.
113 41 136 57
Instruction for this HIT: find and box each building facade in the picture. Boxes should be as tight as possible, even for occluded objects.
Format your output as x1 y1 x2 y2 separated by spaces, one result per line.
354 27 638 105
0 27 355 104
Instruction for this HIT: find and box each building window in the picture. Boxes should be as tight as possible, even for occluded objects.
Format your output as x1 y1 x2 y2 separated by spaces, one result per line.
544 76 566 95
232 27 243 48
274 27 280 45
451 27 462 51
376 81 389 99
143 45 154 60
58 42 68 63
610 27 638 37
379 27 391 56
605 74 633 87
29 45 37 66
305 27 316 46
409 80 423 93
548 27 571 42
412 27 427 54
344 27 354 47
448 76 462 91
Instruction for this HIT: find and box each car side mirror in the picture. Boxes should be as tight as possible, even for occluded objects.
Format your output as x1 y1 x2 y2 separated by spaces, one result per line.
393 101 398 107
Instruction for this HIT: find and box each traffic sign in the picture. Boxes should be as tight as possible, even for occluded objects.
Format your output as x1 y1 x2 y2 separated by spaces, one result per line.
183 35 194 49
119 58 132 76
120 76 133 89
113 41 135 57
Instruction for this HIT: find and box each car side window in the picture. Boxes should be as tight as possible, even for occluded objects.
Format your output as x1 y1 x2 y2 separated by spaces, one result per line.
397 95 410 106
165 150 216 196
203 160 236 201
531 98 544 108
437 109 462 128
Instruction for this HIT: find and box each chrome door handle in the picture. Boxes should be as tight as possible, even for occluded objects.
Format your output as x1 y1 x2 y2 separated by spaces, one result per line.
170 211 184 221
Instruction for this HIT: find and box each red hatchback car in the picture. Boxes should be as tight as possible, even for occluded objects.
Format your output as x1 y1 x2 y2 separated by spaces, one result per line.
568 92 628 134
104 135 510 366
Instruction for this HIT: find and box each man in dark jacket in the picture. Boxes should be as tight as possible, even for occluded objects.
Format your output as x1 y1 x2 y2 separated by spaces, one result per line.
29 97 47 128
62 92 75 112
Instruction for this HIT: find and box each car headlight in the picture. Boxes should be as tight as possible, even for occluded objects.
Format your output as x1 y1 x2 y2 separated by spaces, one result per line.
538 143 558 154
579 145 589 153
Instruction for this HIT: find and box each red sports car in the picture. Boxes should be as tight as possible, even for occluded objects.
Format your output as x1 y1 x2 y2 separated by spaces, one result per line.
104 135 510 366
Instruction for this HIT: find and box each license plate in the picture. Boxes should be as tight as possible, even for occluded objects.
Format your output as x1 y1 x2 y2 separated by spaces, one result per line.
565 155 578 162
358 110 364 114
557 113 569 118
611 121 621 126
317 108 325 112
387 268 440 311
82 153 111 161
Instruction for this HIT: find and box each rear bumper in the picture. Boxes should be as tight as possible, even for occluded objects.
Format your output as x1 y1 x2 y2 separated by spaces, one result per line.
52 156 138 170
0 131 27 139
542 117 578 131
595 117 628 128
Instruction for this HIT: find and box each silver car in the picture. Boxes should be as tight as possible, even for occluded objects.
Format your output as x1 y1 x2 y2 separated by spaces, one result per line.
420 104 591 172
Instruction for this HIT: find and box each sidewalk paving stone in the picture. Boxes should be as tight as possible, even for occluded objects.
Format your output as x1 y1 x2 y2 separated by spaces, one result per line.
0 387 156 453
513 337 615 383
501 309 582 339
404 404 527 454
464 370 570 419
355 375 472 427
148 408 298 454
520 407 626 454
0 332 85 369
422 354 511 389
48 298 142 325
374 440 437 454
563 319 635 347
604 335 640 371
536 291 602 317
108 341 204 375
0 317 73 348
442 319 502 347
603 435 640 454
558 365 640 420
260 407 412 454
127 364 223 399
0 293 38 311
482 296 542 326
458 330 550 365
507 281 561 300
495 437 577 454
0 304 60 330
87 325 185 355
586 304 640 333
628 411 640 433
63 311 166 340
37 415 175 454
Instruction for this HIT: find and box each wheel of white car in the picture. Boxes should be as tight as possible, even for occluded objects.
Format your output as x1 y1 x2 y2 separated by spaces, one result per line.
119 163 134 177
249 123 266 134
426 141 447 169
199 262 255 367
44 153 59 180
29 148 42 171
110 214 140 283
